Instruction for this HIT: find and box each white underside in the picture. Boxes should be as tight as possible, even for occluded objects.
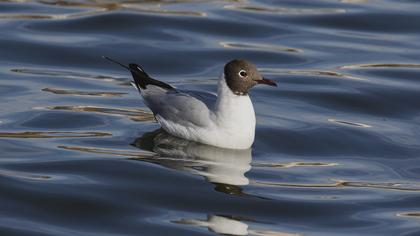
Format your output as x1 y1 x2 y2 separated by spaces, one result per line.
140 74 256 149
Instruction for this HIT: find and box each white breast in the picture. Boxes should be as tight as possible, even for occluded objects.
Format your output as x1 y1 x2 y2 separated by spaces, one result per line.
208 77 256 149
151 74 256 149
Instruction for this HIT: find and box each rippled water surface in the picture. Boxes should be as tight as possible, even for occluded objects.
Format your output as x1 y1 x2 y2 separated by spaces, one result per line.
1 0 420 235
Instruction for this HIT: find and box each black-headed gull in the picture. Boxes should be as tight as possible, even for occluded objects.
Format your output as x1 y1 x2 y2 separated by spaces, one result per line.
104 57 277 149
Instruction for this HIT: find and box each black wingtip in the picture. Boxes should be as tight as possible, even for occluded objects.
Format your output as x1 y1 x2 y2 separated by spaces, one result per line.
129 63 149 77
128 64 155 90
129 65 174 91
103 56 175 91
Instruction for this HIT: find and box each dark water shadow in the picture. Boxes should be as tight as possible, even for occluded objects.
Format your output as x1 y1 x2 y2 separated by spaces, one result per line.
131 129 261 197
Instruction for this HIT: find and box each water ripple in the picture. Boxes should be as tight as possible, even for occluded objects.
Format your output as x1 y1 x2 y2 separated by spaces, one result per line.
261 68 365 81
340 63 420 69
397 212 420 218
224 4 346 15
220 41 301 53
42 87 126 97
254 162 338 168
255 180 420 192
11 68 125 83
0 131 111 138
1 0 420 235
44 105 155 122
328 118 372 128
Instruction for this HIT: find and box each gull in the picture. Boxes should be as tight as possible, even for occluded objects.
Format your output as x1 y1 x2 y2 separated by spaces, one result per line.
104 56 277 149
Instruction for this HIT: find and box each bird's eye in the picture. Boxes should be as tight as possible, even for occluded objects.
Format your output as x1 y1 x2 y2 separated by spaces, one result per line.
239 70 247 77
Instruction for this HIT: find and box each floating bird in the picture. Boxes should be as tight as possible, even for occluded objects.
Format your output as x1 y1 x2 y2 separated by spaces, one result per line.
104 56 276 149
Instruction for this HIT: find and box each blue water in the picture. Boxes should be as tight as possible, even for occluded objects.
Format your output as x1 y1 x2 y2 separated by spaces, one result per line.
1 0 420 235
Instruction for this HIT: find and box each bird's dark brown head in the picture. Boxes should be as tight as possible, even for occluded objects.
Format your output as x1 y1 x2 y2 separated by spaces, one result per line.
223 59 277 96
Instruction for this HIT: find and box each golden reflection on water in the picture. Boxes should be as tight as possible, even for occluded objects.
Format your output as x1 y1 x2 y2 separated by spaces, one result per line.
220 41 301 53
340 0 370 3
58 145 154 158
118 3 207 17
42 87 126 97
0 0 210 20
224 4 346 14
255 180 420 192
250 230 301 236
0 8 107 20
397 212 420 218
339 63 420 69
0 168 95 184
328 119 371 128
260 68 365 81
11 68 124 83
254 161 338 168
0 0 31 2
0 131 111 138
0 14 53 19
0 0 353 20
0 169 52 181
45 105 156 122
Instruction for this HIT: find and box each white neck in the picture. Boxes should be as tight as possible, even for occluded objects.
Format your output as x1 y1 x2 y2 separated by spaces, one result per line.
210 74 256 149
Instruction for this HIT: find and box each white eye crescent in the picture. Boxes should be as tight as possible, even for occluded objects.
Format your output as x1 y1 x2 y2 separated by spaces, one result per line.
238 70 247 77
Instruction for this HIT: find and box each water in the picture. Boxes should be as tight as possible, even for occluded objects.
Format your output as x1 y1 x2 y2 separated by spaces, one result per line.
1 0 420 235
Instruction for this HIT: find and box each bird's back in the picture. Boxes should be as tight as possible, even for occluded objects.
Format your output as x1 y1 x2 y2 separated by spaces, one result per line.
141 85 217 128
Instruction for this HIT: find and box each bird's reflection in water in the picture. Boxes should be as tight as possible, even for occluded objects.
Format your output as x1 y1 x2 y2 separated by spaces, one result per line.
176 214 299 236
176 215 249 236
132 129 252 195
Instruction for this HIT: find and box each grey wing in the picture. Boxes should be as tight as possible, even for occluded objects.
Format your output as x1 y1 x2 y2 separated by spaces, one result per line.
141 86 217 127
180 90 217 108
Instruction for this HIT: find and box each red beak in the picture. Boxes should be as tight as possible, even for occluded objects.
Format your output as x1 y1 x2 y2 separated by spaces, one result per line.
257 77 277 87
